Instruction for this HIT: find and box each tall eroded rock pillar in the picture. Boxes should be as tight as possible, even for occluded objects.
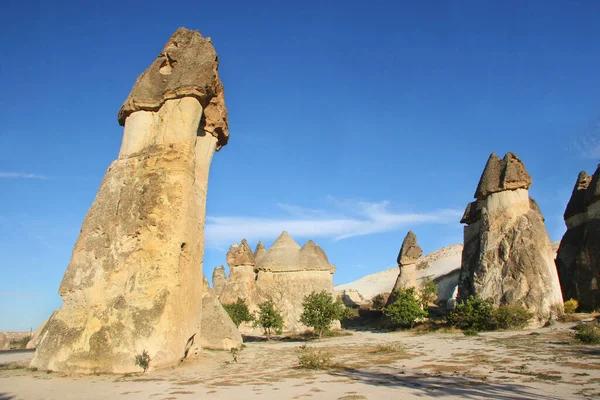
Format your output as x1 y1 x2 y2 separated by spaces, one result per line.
556 166 600 310
458 153 563 325
30 28 240 373
391 231 423 293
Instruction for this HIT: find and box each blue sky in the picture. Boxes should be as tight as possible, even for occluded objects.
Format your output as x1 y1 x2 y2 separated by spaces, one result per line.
1 0 599 331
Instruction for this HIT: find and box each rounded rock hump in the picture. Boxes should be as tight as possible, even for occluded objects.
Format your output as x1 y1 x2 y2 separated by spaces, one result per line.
254 231 301 272
118 27 229 149
297 240 333 271
397 230 423 266
474 152 532 200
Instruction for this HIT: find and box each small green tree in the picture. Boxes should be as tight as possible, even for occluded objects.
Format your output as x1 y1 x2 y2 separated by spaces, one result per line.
491 305 533 330
253 300 284 340
383 287 428 328
371 293 388 311
447 296 494 332
223 298 254 327
299 291 347 339
564 298 579 314
135 350 151 372
419 277 438 308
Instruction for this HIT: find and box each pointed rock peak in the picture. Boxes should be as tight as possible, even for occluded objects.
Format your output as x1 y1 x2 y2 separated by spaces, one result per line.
475 152 532 200
397 231 423 266
271 231 301 250
254 241 267 261
501 152 532 191
564 170 592 219
584 164 600 206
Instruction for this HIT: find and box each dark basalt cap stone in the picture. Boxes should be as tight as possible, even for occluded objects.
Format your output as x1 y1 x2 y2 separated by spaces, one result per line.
474 152 532 200
118 27 229 149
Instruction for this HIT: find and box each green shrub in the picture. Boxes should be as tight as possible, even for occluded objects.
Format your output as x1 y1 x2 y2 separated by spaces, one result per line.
383 287 428 328
252 300 284 340
419 277 438 307
491 305 533 330
135 350 151 372
574 323 600 344
447 296 494 332
223 298 254 327
297 344 332 369
564 299 579 315
229 347 243 363
371 293 388 311
300 291 347 339
463 329 479 336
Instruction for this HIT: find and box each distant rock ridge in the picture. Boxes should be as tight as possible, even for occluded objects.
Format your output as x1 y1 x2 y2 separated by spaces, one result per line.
458 152 563 326
556 164 600 311
213 231 336 333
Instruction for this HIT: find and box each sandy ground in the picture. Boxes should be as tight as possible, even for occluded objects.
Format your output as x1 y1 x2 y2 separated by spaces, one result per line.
1 321 599 400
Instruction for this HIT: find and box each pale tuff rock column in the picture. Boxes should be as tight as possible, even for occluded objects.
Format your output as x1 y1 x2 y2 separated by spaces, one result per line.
30 28 240 373
391 231 423 293
458 153 563 325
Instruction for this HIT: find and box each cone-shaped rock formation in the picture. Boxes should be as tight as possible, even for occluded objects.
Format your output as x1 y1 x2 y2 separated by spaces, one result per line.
30 28 241 373
391 231 423 293
214 232 336 333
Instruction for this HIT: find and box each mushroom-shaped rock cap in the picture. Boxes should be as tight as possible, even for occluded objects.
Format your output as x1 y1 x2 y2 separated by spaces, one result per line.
296 240 333 271
255 231 301 272
397 230 423 265
118 27 229 149
461 200 482 225
583 164 600 207
254 241 267 262
226 239 255 267
474 153 532 200
564 171 592 219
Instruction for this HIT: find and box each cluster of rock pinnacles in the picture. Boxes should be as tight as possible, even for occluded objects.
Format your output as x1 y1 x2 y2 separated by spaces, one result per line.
29 27 599 374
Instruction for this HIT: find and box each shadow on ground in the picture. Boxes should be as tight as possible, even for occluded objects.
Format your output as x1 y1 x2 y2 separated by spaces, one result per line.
329 366 563 400
0 393 16 400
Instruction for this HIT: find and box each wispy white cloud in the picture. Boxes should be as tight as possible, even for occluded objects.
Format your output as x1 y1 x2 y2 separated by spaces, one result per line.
0 172 47 179
205 198 462 248
0 292 51 298
572 119 600 159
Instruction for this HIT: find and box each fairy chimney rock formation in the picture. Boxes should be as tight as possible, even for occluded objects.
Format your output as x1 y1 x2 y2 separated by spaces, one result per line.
556 165 600 310
215 232 337 332
254 241 267 262
219 239 260 305
212 266 227 297
458 152 563 325
391 231 423 293
30 27 241 374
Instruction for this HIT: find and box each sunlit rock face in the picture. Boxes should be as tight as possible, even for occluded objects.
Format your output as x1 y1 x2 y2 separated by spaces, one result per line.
390 230 423 295
556 166 600 311
30 28 241 374
215 232 337 333
458 153 563 326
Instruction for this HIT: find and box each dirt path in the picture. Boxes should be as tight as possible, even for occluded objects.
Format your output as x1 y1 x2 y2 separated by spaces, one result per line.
1 322 599 399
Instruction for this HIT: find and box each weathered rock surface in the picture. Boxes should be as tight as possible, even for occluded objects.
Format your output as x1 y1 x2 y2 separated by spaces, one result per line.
214 232 336 333
254 241 267 262
30 28 240 374
211 266 227 297
390 231 423 294
26 311 57 349
199 278 242 350
556 164 600 311
458 152 563 325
